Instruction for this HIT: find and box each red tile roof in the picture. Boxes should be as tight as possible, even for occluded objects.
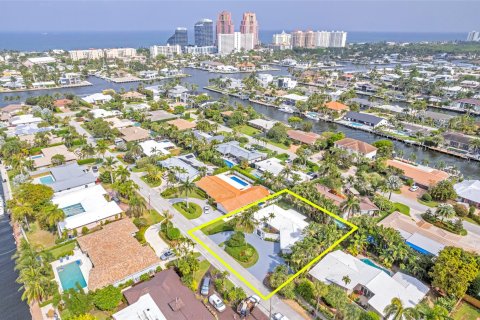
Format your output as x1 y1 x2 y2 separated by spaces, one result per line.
287 130 322 145
334 138 377 155
326 101 349 111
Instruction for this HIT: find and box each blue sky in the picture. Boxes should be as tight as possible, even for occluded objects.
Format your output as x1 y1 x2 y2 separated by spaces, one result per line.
1 1 479 32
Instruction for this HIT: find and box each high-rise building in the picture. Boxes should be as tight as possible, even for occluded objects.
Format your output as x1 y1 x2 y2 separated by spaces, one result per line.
315 31 331 48
217 32 254 55
194 19 214 46
329 31 347 47
291 30 305 48
150 44 182 58
467 31 480 42
167 28 188 47
216 11 234 38
272 31 292 50
304 30 315 48
240 12 259 45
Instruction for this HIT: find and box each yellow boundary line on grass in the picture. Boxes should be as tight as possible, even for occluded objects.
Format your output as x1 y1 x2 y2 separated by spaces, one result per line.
187 189 358 300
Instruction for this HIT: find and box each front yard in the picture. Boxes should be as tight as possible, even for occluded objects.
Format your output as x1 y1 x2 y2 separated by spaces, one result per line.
173 202 203 220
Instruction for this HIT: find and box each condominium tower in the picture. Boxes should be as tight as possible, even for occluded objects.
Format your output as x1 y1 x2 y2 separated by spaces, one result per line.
272 31 292 49
291 30 347 48
194 19 214 46
467 31 480 42
167 28 188 47
216 11 234 36
240 12 259 45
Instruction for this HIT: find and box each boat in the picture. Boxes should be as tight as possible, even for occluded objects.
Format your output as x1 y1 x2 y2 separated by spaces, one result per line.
278 105 295 114
305 112 320 121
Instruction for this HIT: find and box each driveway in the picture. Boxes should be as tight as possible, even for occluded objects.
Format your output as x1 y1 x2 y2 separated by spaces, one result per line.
208 231 286 283
168 197 225 227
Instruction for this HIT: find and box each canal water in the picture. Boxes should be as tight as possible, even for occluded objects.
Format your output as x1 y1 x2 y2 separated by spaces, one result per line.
0 67 479 180
0 174 31 319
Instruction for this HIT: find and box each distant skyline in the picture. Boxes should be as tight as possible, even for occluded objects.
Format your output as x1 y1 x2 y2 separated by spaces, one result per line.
1 1 479 33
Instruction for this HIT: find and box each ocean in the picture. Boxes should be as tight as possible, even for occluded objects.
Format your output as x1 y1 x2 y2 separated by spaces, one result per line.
0 31 467 51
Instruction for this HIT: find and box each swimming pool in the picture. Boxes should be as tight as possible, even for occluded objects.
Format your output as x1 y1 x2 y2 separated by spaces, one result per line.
39 175 55 184
62 203 86 217
361 258 390 275
349 122 364 127
230 176 249 187
30 154 44 159
57 260 87 291
224 159 236 168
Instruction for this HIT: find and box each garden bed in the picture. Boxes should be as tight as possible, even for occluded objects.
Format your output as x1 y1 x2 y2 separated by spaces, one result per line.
173 202 202 219
225 243 259 268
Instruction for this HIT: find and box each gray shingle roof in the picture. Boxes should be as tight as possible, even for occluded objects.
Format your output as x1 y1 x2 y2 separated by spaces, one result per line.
344 111 385 126
216 141 266 162
48 163 96 192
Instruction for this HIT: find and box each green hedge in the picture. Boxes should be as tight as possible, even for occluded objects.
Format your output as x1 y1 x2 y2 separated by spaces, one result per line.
77 158 98 165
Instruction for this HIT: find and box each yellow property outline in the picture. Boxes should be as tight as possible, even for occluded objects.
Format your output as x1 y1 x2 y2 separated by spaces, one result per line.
187 189 358 300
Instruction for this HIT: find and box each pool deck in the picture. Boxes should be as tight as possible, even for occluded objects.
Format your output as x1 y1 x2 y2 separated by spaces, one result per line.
51 247 92 293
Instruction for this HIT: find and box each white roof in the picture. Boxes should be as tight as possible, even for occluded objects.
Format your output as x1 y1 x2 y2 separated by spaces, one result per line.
82 93 113 104
256 158 284 176
90 108 121 119
254 204 308 251
53 185 122 231
10 114 42 126
282 94 308 102
107 117 134 129
139 139 176 157
454 180 480 203
27 57 56 64
309 251 429 316
113 293 166 320
248 119 278 131
376 104 405 113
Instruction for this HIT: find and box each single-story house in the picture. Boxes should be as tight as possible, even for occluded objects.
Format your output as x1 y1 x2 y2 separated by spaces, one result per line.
32 163 96 194
121 91 146 101
418 111 454 127
254 204 308 254
140 139 176 157
158 154 205 182
54 184 123 235
454 180 480 208
82 93 112 104
119 126 150 142
442 132 475 152
193 130 224 143
196 174 269 213
334 138 378 159
309 250 429 317
9 114 42 126
90 108 122 119
343 111 388 128
113 293 164 320
281 93 307 106
454 98 480 113
166 119 196 131
216 141 266 164
248 119 278 131
32 145 78 168
386 159 449 189
76 219 160 291
148 110 178 122
255 158 309 183
121 269 214 320
107 117 135 129
325 101 349 112
287 130 322 145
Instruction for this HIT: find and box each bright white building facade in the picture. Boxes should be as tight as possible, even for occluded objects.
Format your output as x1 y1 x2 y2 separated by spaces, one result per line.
217 32 254 55
149 44 182 58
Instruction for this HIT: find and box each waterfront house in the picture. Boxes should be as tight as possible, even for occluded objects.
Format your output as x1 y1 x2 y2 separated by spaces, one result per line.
325 101 349 113
196 174 269 213
334 138 378 159
309 250 429 318
76 219 160 291
442 132 475 153
281 93 307 106
386 159 449 189
31 163 96 194
454 98 480 113
121 269 214 320
32 145 78 168
248 118 278 131
216 141 266 164
54 184 122 235
9 114 42 126
343 111 388 128
121 91 146 101
417 111 453 127
287 130 322 145
82 93 112 104
454 180 480 208
277 77 297 89
167 85 189 102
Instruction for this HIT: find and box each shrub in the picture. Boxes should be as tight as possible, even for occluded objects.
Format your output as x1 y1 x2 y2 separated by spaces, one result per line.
98 171 113 183
295 278 315 301
92 285 122 311
238 136 249 144
81 226 89 234
140 273 150 282
133 217 148 228
77 158 97 165
226 231 246 247
453 203 469 217
166 227 181 240
421 193 432 202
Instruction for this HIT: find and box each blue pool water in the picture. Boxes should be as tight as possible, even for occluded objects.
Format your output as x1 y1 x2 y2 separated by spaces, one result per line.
230 176 248 187
57 261 87 291
223 159 235 168
30 154 43 159
39 175 55 184
350 122 364 127
361 258 390 275
62 203 86 217
406 241 433 255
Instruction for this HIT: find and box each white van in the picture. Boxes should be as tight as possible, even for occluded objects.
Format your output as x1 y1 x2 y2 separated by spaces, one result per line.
209 294 226 312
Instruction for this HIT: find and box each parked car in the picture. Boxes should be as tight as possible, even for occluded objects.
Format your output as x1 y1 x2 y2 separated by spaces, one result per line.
204 206 210 214
209 294 226 312
160 249 175 261
271 313 289 320
92 165 99 173
200 276 210 296
409 185 419 192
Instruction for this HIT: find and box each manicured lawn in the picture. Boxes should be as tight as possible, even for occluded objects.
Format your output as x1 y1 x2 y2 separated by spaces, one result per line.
141 175 162 187
418 199 439 207
235 125 261 136
26 222 56 249
193 260 211 286
202 220 234 235
173 202 202 219
161 187 207 200
45 241 76 260
393 202 411 216
225 243 259 268
452 302 480 320
265 139 289 150
275 153 290 162
144 209 163 225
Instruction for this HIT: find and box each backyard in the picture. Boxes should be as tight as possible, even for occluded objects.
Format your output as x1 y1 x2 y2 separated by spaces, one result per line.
452 301 480 320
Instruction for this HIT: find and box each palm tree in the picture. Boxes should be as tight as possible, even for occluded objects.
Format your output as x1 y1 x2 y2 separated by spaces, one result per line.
181 178 195 207
96 139 109 158
128 194 146 218
17 266 49 303
415 303 451 320
385 175 402 200
384 298 419 320
161 210 174 232
342 275 351 286
115 165 130 182
312 281 328 313
234 206 258 233
104 156 117 183
436 204 455 222
340 194 361 219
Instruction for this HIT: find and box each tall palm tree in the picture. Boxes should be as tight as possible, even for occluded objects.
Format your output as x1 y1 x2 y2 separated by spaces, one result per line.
128 194 146 218
234 206 258 233
96 139 109 158
385 175 402 200
161 210 174 232
340 194 361 219
115 165 130 182
17 266 49 303
384 298 419 320
436 204 455 222
181 178 195 207
104 156 117 183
